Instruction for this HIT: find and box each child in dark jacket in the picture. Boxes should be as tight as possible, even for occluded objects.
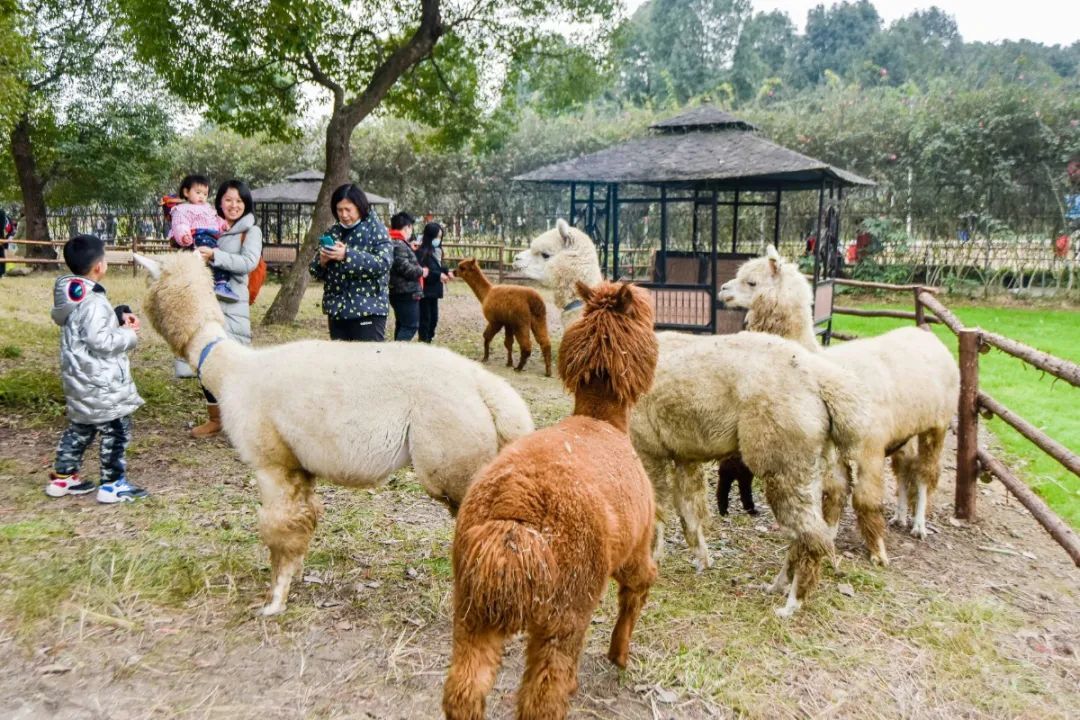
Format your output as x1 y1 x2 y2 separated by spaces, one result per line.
387 212 426 341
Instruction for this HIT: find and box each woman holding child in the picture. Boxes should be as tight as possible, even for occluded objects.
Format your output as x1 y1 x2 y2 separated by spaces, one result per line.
190 179 263 438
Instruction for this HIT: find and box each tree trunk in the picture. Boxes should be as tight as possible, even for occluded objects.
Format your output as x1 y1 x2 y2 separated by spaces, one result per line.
262 111 353 325
10 115 53 263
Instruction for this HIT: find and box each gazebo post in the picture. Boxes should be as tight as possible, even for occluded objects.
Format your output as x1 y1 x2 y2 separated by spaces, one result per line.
812 178 826 285
731 189 740 253
587 183 595 238
710 189 719 333
691 189 700 254
569 182 577 225
610 183 620 280
659 186 668 283
773 187 782 249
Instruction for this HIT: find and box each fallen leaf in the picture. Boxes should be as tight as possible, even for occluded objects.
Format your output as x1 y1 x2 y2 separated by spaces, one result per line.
405 567 419 580
193 652 222 669
303 573 325 585
335 621 353 631
654 686 677 704
837 583 856 598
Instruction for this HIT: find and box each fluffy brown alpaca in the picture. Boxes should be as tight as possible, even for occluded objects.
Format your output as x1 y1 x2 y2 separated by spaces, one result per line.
443 281 659 720
456 258 552 376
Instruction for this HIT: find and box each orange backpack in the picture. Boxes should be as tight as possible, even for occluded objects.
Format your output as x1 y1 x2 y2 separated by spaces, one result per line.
241 231 268 304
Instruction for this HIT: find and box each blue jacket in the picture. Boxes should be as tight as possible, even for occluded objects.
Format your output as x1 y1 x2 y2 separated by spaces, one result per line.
309 212 393 319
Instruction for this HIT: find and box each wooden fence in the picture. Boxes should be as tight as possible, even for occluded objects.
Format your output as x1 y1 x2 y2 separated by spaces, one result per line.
829 278 1080 566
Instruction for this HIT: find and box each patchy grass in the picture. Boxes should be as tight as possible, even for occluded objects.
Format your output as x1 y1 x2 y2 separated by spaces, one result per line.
833 296 1080 529
0 271 1076 719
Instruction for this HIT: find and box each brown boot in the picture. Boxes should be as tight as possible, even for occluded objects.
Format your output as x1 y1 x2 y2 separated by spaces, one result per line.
191 403 222 438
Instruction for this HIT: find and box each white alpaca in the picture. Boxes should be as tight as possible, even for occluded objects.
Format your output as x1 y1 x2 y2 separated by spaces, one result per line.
719 246 961 539
515 222 885 615
513 219 602 326
133 253 534 615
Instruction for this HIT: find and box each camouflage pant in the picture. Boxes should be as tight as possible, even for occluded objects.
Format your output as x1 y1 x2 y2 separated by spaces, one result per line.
54 415 133 483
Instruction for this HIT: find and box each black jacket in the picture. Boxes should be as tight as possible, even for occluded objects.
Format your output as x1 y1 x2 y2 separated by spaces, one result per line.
418 247 450 299
389 236 423 296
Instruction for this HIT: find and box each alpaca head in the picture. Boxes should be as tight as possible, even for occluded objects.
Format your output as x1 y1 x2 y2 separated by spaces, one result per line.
513 219 600 290
455 257 481 280
135 252 227 356
559 281 658 408
718 245 812 312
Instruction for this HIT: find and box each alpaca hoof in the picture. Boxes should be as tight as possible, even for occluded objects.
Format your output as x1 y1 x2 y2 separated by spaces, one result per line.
774 601 800 618
607 648 629 669
889 513 909 528
692 553 713 573
745 507 759 516
909 523 928 540
870 553 890 567
258 601 286 617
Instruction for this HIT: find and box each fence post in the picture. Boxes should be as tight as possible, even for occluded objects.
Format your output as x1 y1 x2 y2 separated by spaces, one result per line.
955 328 981 520
913 287 925 327
131 235 139 276
498 246 505 283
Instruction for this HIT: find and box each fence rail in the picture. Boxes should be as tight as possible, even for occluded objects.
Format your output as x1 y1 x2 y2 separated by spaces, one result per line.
831 284 1080 566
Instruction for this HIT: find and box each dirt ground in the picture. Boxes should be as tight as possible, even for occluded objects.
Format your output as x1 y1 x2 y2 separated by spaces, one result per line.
0 277 1077 719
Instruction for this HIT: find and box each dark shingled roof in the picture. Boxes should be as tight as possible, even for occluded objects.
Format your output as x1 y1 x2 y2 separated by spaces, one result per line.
251 171 394 206
515 106 874 191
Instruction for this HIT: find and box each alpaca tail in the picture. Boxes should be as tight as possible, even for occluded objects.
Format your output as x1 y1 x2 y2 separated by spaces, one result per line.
453 520 558 634
475 372 535 448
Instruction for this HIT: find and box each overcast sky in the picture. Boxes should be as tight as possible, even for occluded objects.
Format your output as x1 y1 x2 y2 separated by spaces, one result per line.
628 0 1079 47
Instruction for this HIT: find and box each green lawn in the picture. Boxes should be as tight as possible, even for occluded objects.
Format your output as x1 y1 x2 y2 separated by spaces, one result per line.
831 296 1080 529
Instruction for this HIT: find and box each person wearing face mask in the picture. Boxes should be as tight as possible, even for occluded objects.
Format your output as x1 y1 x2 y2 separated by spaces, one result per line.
309 183 393 342
416 222 453 343
387 212 425 341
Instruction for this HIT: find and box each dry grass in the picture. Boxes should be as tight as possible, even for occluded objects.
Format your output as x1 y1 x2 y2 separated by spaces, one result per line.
0 270 1077 719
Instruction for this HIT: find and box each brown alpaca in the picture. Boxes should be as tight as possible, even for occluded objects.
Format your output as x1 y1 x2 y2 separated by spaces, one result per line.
456 258 552 376
443 281 659 720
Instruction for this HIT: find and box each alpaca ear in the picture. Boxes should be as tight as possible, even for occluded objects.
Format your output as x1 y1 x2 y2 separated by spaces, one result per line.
557 219 574 248
766 245 782 275
614 283 635 312
132 253 162 280
574 280 594 303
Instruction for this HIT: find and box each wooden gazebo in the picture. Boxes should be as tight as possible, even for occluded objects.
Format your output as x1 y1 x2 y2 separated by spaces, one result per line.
514 106 874 339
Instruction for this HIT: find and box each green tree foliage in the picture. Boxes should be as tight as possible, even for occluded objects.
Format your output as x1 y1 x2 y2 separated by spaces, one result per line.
789 0 882 88
116 0 617 323
0 0 29 139
164 127 316 193
730 10 795 101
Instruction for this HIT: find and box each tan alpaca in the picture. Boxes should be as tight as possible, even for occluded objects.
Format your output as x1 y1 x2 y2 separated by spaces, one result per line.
133 253 534 616
719 246 960 540
456 258 552 376
443 282 658 720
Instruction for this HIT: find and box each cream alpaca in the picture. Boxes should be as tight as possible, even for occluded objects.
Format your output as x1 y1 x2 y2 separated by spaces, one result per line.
512 219 602 326
631 332 874 616
133 253 534 616
719 246 960 540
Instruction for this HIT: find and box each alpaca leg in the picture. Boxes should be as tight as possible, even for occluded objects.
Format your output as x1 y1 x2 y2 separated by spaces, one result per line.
760 472 832 615
512 325 532 372
518 624 589 720
764 556 791 595
821 456 850 544
481 321 502 363
531 317 553 377
608 544 658 668
889 440 917 528
852 452 889 566
256 467 321 616
639 453 673 562
910 427 947 540
737 467 757 515
716 460 736 516
504 326 514 367
443 621 506 720
673 462 712 571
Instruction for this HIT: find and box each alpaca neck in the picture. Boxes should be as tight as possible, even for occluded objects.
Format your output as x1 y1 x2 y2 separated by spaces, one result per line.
462 270 492 302
182 322 237 397
573 379 630 432
748 292 819 352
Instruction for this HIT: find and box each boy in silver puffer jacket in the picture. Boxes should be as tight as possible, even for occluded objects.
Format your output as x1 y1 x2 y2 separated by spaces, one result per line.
45 235 149 503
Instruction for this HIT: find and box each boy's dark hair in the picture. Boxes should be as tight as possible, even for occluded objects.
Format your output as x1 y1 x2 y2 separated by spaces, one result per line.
390 212 415 231
179 174 211 198
330 183 371 222
214 179 255 219
63 234 106 275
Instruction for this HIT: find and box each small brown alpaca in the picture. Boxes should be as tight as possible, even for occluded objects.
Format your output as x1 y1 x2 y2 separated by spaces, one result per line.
443 281 660 720
456 257 552 376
